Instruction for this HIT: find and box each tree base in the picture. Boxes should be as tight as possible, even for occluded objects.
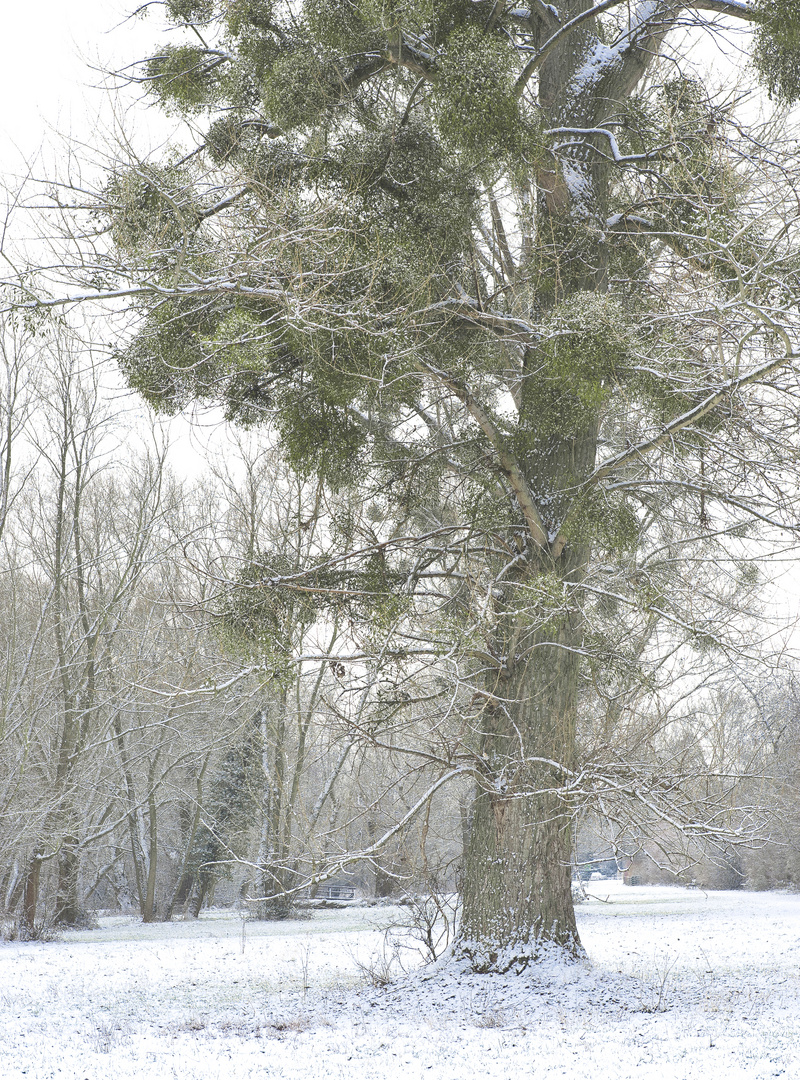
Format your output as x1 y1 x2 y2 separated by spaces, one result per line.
452 933 585 975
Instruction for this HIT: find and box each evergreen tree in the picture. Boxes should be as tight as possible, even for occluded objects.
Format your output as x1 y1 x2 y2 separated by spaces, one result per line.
181 720 263 917
23 0 800 970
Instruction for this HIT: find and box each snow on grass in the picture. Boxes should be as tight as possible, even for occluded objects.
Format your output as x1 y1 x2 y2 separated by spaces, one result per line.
2 882 800 1079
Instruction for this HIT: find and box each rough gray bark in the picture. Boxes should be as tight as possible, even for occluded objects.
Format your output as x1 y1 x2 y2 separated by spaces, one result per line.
456 546 588 967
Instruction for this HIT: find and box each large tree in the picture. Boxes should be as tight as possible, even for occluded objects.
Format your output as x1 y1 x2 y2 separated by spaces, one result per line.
13 0 800 969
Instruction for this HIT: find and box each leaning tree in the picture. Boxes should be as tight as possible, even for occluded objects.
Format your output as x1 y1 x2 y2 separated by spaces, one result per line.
11 0 800 970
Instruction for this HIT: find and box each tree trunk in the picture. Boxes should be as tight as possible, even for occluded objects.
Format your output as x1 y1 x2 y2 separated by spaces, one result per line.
455 553 585 971
164 797 203 921
187 880 207 919
141 790 159 922
454 15 614 966
55 833 81 926
111 716 152 920
20 852 43 939
454 347 597 971
3 860 24 915
257 698 296 918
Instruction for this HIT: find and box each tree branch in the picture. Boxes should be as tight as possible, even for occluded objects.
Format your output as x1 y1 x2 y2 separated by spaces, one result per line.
588 351 800 486
514 0 628 98
689 0 755 19
417 360 551 550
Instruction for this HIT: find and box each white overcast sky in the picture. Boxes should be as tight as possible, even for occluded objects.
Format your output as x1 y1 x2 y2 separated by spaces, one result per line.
0 1 179 176
0 2 231 472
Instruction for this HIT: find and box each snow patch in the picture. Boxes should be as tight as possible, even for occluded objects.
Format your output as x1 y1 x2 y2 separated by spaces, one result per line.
2 884 800 1078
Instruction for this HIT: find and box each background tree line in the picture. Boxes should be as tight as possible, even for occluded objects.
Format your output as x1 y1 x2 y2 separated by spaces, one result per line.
0 317 467 936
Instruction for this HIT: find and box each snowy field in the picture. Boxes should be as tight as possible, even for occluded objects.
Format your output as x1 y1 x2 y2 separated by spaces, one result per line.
2 881 799 1079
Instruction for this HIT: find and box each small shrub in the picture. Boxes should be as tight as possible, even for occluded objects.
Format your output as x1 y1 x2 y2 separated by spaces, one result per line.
635 952 678 1013
396 878 460 964
3 918 60 943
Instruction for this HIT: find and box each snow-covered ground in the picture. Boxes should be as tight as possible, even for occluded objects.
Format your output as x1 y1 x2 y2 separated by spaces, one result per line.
2 881 798 1079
